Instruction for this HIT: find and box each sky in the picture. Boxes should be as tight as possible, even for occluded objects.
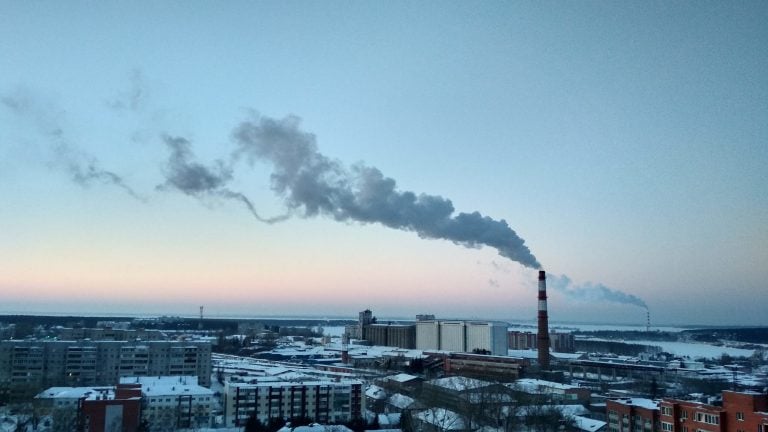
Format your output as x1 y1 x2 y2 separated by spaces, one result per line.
0 1 766 326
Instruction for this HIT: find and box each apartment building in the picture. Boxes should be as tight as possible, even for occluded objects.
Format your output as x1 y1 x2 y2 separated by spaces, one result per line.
56 327 166 341
223 379 364 427
607 398 659 432
660 391 768 432
0 340 212 401
609 391 768 432
121 376 214 432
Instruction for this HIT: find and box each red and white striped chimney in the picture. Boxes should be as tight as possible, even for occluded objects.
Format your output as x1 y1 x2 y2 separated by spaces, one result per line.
537 270 551 370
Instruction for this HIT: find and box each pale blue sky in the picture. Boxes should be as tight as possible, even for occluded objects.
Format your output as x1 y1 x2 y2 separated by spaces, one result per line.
1 1 766 325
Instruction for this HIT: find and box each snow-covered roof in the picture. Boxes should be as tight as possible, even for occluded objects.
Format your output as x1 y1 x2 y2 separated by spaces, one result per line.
277 425 354 432
377 413 401 426
118 375 213 397
518 405 590 417
228 378 362 389
388 393 415 409
513 378 582 392
36 387 114 400
366 385 387 400
573 415 607 432
428 376 492 392
611 398 659 410
386 373 420 383
143 383 214 397
414 408 466 430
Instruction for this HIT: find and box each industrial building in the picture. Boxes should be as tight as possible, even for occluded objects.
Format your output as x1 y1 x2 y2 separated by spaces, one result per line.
416 320 508 356
223 379 364 427
508 330 575 352
364 323 416 349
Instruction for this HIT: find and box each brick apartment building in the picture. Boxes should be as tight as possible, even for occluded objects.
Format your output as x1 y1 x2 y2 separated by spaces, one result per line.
36 383 143 432
660 391 768 432
607 397 659 432
609 391 768 432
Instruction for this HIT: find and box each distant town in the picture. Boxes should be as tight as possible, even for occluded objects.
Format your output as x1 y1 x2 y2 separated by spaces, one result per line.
1 298 766 431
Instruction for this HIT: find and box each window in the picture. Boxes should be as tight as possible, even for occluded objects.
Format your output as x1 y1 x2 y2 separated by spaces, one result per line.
736 412 744 421
681 411 688 420
662 407 673 416
662 422 674 431
695 413 719 425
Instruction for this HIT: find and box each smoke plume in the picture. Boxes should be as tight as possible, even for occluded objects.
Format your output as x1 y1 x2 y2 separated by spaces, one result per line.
106 69 146 112
1 88 144 200
546 273 647 309
158 134 288 224
231 114 541 268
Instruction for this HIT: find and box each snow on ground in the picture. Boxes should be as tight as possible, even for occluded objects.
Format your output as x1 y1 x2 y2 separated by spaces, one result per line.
627 340 755 359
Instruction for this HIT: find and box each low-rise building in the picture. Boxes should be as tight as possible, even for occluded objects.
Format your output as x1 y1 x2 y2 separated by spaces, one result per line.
121 376 214 432
512 378 591 404
35 384 142 432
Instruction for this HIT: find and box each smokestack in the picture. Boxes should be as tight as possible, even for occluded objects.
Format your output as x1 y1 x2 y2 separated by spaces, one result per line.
341 332 349 364
537 270 550 370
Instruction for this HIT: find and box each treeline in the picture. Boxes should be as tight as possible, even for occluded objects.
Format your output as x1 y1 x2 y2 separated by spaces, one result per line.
682 327 768 344
575 339 660 356
573 330 678 341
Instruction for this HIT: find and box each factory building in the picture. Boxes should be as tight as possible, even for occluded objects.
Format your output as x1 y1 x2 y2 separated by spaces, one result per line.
508 330 575 352
223 379 364 427
415 320 508 356
365 323 416 349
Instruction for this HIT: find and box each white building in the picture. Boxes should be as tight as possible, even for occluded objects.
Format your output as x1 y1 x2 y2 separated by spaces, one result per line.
465 321 508 355
415 320 508 356
120 376 214 432
223 379 364 427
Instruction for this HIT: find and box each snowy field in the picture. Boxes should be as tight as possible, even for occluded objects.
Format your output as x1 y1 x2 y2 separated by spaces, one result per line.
629 340 756 359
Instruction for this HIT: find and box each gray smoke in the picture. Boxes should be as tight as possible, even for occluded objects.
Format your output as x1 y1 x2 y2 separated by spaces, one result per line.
231 114 541 269
547 273 647 309
2 88 144 200
158 135 288 224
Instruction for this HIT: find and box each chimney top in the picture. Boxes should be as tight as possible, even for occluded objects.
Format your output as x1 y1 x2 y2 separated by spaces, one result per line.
538 270 546 280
